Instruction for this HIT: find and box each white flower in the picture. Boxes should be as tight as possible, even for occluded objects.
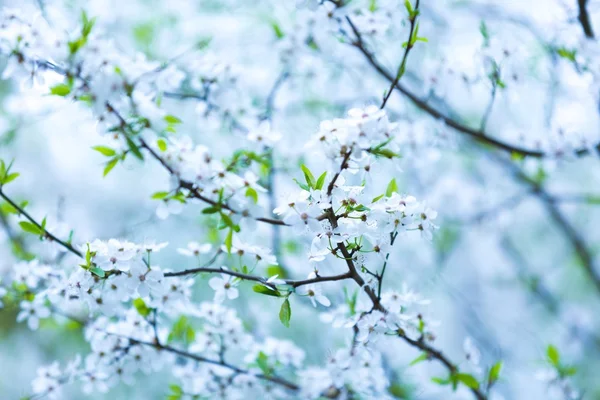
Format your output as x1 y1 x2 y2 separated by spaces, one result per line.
140 240 169 253
92 239 137 272
177 242 213 257
355 311 387 343
247 120 282 148
128 264 165 298
209 272 239 302
297 282 330 308
17 300 51 330
156 199 184 220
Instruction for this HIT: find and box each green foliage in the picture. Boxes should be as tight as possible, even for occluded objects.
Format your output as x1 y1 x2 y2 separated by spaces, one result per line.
488 361 503 388
50 84 71 97
92 146 116 157
168 316 195 344
0 159 19 186
166 384 183 400
19 221 43 236
279 298 291 327
271 22 285 39
480 21 490 47
409 352 429 366
556 47 577 63
133 298 151 317
157 138 168 152
386 178 398 197
253 284 282 297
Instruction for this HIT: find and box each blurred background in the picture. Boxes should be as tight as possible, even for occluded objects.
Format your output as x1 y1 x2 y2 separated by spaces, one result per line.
1 0 600 399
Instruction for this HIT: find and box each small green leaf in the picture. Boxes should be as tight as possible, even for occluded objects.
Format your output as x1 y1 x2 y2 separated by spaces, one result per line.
133 298 151 317
151 191 170 200
253 284 282 297
157 138 167 152
92 146 116 157
386 178 398 197
125 136 144 160
19 221 43 236
315 171 327 190
50 84 71 96
256 351 271 375
164 115 182 124
271 22 285 39
202 206 221 214
547 344 560 367
431 377 451 385
225 228 233 254
3 172 19 185
409 353 429 366
246 187 258 204
279 298 291 328
103 157 119 177
488 361 503 387
457 373 480 390
301 164 316 189
90 266 106 278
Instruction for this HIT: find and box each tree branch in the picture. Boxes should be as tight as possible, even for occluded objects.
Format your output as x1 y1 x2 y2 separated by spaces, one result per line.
380 0 420 109
0 188 82 258
344 15 598 158
577 0 595 39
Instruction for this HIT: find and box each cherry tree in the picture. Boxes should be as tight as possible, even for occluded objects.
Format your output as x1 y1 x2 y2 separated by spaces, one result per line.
0 0 597 399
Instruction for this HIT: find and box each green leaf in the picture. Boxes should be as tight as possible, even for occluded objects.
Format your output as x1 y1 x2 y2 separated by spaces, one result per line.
256 351 271 375
371 147 399 159
90 266 106 278
386 178 398 197
431 377 451 385
488 361 503 387
315 171 327 190
167 384 183 400
50 84 71 96
404 0 414 16
92 146 116 157
301 164 316 189
202 206 221 214
246 187 258 204
225 228 233 254
547 344 560 367
480 20 490 47
409 353 429 366
157 138 167 152
271 22 285 39
125 136 144 160
253 284 282 297
19 221 43 236
103 157 119 177
164 115 182 124
168 316 195 344
556 47 577 63
151 191 170 200
457 373 480 390
279 298 291 328
133 298 151 317
3 172 19 185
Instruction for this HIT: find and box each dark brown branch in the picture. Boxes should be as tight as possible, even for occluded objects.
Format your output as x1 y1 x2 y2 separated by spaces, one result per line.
380 0 420 109
164 265 353 288
118 336 300 391
0 189 82 258
577 0 595 39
